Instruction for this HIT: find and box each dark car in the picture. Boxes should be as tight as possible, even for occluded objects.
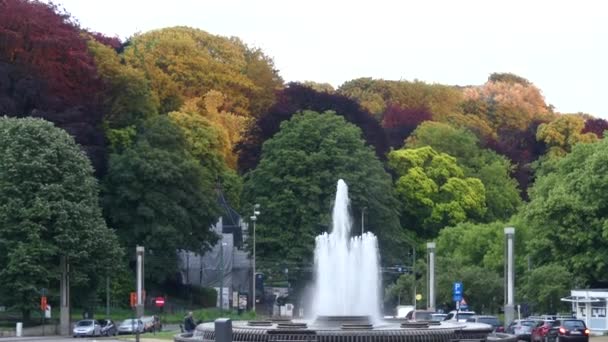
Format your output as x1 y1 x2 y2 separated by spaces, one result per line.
547 319 589 342
405 310 436 321
532 320 556 342
98 319 117 336
507 319 539 341
466 315 504 332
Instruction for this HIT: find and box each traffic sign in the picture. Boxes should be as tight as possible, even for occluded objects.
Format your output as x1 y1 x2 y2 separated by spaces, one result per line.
40 296 47 311
155 296 165 308
460 298 468 310
130 292 137 308
452 282 463 302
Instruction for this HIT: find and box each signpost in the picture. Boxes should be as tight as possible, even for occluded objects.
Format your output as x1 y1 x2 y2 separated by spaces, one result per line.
155 296 165 308
453 282 463 321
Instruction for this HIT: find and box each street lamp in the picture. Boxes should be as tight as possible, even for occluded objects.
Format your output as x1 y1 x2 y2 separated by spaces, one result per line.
250 204 260 312
219 242 228 312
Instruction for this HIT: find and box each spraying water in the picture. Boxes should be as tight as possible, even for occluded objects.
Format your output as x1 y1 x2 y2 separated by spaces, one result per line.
312 179 381 321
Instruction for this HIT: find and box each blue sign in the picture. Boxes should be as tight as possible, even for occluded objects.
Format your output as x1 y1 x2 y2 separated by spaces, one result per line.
453 282 463 302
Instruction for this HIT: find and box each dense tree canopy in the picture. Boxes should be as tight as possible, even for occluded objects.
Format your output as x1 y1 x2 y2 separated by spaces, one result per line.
523 137 608 286
388 146 486 237
0 0 107 173
0 117 122 318
242 110 402 274
536 115 597 158
236 83 389 173
406 122 522 221
102 116 220 283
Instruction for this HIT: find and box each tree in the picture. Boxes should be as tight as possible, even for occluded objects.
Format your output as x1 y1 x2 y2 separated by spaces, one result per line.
388 146 486 238
382 104 432 149
0 0 107 173
338 78 463 122
522 137 608 286
169 108 243 208
102 116 220 284
582 118 608 138
87 39 158 130
0 117 122 319
536 115 598 158
123 26 280 116
236 83 388 173
519 264 573 314
406 122 522 221
242 110 402 276
461 76 553 135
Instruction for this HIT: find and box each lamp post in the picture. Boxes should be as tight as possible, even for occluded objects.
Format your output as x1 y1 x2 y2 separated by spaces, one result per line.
504 227 515 326
219 242 228 312
426 242 436 311
250 204 260 312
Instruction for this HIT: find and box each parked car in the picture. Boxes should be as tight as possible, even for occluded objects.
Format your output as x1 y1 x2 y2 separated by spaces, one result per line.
547 319 589 342
444 310 476 322
465 315 504 332
532 320 557 342
72 319 101 337
405 310 436 321
98 319 117 336
431 313 447 322
507 319 539 341
118 318 144 334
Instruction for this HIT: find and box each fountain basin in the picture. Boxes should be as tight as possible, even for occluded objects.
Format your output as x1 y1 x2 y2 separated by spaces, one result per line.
175 318 499 342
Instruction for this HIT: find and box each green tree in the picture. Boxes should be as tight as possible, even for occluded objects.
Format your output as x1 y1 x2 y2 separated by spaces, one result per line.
388 146 486 238
87 39 159 130
0 117 123 319
536 115 597 158
406 121 522 221
519 264 573 314
102 116 220 284
522 138 608 286
242 110 402 277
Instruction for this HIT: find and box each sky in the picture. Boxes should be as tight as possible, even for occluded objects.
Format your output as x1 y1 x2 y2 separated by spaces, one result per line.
54 0 608 118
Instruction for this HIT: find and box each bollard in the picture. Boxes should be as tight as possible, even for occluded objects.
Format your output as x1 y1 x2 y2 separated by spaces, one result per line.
215 318 232 342
16 322 22 337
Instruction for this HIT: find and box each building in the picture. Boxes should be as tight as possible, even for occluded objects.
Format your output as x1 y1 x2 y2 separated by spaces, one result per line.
562 289 608 332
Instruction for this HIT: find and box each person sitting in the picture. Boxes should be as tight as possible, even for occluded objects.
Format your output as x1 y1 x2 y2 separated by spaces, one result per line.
184 311 196 333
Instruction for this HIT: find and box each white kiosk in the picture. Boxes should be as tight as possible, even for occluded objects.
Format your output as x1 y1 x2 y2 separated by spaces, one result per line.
562 289 608 333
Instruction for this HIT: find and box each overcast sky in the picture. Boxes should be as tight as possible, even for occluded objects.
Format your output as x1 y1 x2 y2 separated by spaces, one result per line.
54 0 608 118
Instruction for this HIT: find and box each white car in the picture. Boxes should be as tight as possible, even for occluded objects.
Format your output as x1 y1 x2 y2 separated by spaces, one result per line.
444 310 476 322
73 319 101 337
118 318 144 334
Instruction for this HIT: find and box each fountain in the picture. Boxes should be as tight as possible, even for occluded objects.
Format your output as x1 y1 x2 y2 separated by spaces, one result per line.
175 180 507 342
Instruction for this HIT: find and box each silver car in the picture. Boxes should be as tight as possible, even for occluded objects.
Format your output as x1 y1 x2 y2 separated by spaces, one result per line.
118 318 144 334
72 319 101 337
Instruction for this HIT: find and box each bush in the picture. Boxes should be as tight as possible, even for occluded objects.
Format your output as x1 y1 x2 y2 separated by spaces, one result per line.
191 286 217 307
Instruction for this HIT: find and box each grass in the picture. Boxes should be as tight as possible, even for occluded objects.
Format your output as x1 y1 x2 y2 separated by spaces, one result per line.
117 330 178 341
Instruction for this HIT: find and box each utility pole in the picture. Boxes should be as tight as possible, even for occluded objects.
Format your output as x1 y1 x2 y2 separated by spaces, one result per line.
250 204 260 312
412 246 416 309
59 256 70 336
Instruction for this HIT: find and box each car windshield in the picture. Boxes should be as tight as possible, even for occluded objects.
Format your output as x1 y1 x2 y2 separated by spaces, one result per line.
416 312 434 320
457 313 475 320
122 319 138 325
479 317 500 326
77 321 93 327
520 320 537 327
563 321 585 329
431 314 446 321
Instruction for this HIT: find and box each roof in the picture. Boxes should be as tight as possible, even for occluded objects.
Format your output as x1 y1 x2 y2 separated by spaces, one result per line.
561 295 603 303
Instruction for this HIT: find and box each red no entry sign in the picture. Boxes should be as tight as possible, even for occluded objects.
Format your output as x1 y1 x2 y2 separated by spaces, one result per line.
155 296 165 307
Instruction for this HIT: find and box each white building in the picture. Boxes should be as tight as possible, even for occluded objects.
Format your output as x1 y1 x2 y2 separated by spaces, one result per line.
562 289 608 332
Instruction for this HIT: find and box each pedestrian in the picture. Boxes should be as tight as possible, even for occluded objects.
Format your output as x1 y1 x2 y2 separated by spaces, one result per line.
184 311 196 333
